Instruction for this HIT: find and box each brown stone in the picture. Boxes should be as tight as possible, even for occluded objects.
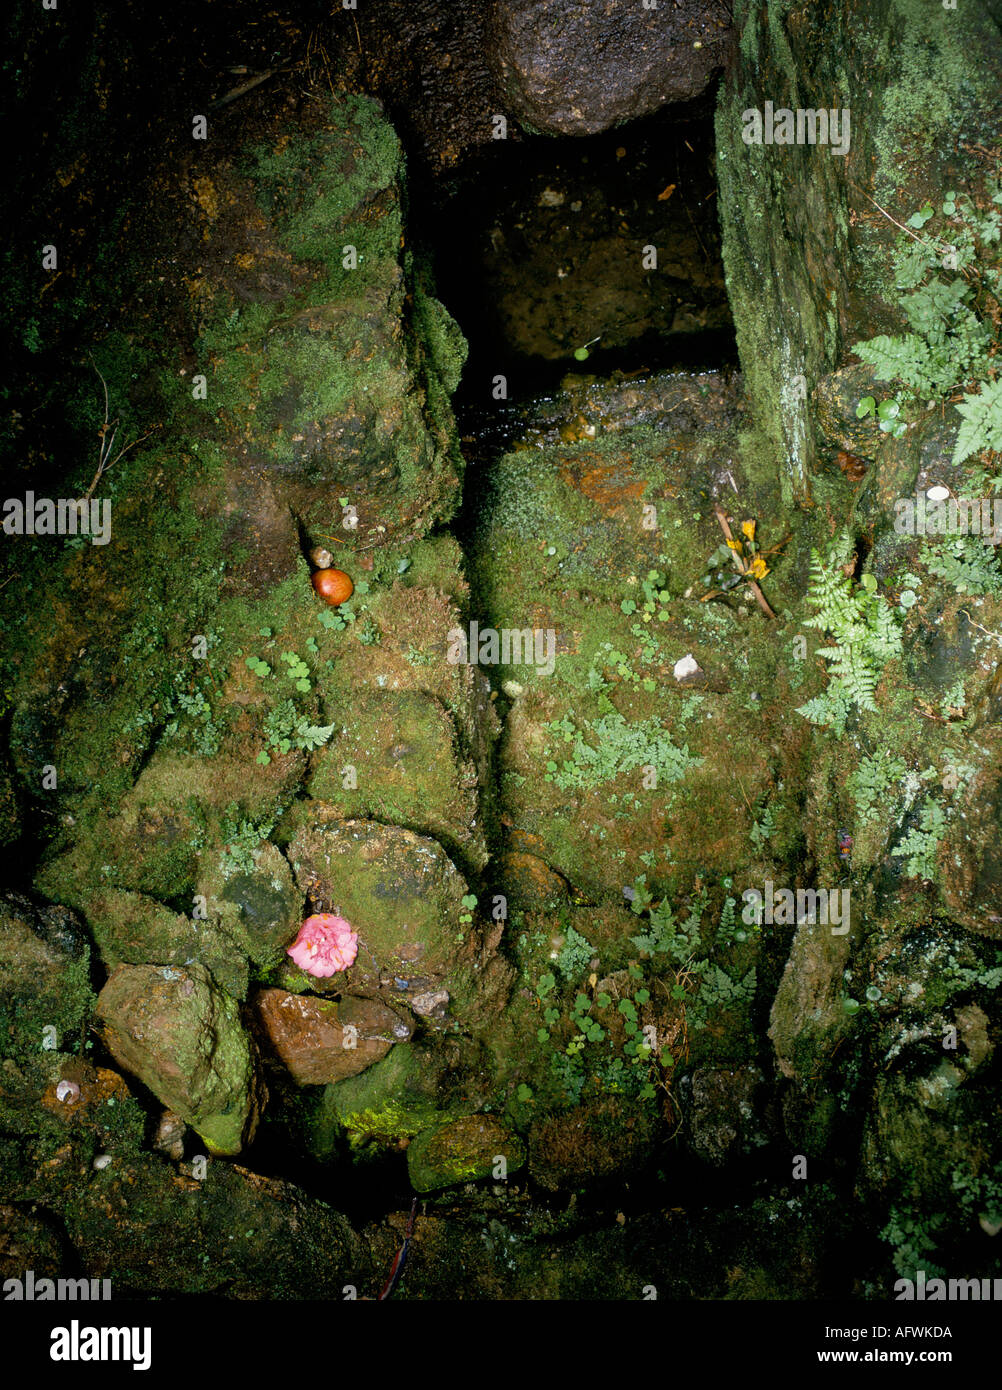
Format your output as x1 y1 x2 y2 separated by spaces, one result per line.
488 0 732 137
529 1097 657 1191
498 850 568 909
251 989 411 1085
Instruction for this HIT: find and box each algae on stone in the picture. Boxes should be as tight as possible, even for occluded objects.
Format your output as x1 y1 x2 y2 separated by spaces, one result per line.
96 963 263 1156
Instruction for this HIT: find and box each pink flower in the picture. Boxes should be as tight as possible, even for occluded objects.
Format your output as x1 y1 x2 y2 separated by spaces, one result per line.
287 914 358 978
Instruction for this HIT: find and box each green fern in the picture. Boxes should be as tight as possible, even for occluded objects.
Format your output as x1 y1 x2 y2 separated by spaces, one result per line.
797 541 903 732
891 800 947 881
953 378 1002 465
852 177 1002 465
849 753 908 822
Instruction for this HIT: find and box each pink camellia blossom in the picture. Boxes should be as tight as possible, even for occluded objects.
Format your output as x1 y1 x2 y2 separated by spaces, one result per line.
287 913 358 978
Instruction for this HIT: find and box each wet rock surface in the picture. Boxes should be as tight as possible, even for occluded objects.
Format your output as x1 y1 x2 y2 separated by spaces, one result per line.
683 1066 766 1167
487 0 733 137
250 988 409 1085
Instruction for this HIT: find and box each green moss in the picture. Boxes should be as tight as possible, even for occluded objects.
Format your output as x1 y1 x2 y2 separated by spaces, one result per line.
412 282 468 398
406 1116 526 1193
248 94 402 271
866 0 1001 196
318 1046 462 1155
307 688 482 868
83 887 250 999
0 950 93 1065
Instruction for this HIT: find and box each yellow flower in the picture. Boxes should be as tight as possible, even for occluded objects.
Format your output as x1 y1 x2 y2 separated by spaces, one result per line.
726 538 742 552
749 555 769 579
741 520 756 541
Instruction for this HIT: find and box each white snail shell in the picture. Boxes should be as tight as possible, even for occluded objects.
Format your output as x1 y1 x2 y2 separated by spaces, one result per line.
56 1079 80 1104
309 546 334 569
93 1154 112 1171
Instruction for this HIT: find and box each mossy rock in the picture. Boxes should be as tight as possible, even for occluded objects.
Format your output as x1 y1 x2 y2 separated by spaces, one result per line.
683 1065 766 1166
528 1096 658 1191
287 814 483 1013
315 1043 464 1156
318 582 500 788
407 1115 525 1193
470 425 802 901
0 895 94 1063
194 94 466 554
768 914 855 1082
0 1054 145 1164
35 750 302 908
935 765 1002 939
60 1150 371 1298
867 923 1000 1015
96 963 263 1156
82 887 250 999
496 850 569 911
498 678 782 903
0 1204 64 1278
197 842 302 974
307 689 482 868
869 412 962 522
860 1062 1000 1217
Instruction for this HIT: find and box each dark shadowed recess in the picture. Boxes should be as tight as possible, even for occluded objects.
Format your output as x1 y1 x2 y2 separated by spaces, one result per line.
405 86 737 414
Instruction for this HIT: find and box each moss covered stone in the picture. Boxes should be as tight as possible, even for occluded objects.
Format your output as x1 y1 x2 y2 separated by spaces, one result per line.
197 842 302 975
96 963 263 1156
316 1042 465 1156
768 913 855 1083
82 887 250 999
0 897 94 1063
307 689 482 868
407 1115 525 1193
190 94 467 556
288 814 485 1015
36 749 302 909
470 427 801 902
60 1151 371 1298
528 1096 657 1191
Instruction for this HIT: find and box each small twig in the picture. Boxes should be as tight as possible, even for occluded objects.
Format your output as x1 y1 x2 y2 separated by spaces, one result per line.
959 608 1002 645
85 356 158 498
860 189 930 245
857 186 981 290
210 65 292 110
735 775 756 819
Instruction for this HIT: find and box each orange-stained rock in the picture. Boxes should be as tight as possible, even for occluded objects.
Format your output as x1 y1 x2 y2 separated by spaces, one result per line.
251 989 412 1085
497 850 568 909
